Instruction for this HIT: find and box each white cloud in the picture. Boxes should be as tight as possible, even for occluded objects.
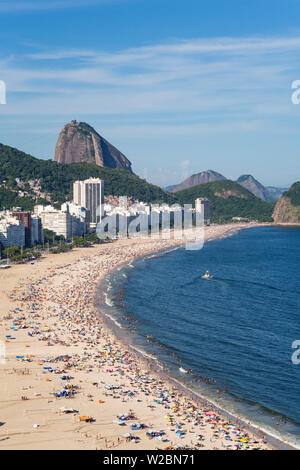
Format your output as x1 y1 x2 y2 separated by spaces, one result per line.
26 35 300 62
0 34 299 132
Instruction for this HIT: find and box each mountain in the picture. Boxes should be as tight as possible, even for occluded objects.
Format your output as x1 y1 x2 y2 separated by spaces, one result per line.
236 175 286 202
0 143 277 222
0 143 175 207
170 170 227 192
54 120 132 172
176 180 275 223
265 186 287 201
169 170 285 202
236 175 271 201
165 184 178 192
273 182 300 224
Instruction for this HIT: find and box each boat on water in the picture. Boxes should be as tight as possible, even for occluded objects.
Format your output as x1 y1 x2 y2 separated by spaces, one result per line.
201 270 213 280
179 367 188 374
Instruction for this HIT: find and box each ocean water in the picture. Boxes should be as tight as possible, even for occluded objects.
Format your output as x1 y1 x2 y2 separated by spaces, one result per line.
99 226 300 448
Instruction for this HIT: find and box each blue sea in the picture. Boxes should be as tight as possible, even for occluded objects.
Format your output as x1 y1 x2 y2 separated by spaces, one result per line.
99 226 300 448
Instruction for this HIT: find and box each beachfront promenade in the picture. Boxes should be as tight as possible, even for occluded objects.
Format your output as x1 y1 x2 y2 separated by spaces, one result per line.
0 224 271 450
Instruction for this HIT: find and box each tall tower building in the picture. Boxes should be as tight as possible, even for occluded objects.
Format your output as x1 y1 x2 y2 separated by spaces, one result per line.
73 178 104 229
12 211 32 247
195 198 211 224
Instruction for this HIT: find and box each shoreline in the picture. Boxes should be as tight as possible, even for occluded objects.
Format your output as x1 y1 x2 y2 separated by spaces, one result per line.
0 223 283 450
274 223 300 227
95 232 296 451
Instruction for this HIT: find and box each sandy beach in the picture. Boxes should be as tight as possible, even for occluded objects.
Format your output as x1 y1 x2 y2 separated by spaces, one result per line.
0 223 272 450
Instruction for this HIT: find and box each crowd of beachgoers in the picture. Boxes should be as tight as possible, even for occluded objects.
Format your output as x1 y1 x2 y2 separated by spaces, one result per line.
0 224 272 450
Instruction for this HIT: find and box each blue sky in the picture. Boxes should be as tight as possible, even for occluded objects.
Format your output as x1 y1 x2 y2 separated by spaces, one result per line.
0 0 300 187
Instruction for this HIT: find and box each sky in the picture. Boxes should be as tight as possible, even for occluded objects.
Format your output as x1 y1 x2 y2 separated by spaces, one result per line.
0 0 300 187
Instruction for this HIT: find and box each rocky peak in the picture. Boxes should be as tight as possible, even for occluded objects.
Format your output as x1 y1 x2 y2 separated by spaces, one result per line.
171 170 227 192
54 121 132 172
236 174 269 201
273 182 300 224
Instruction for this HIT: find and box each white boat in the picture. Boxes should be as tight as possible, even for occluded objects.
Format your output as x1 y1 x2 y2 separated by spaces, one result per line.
201 270 213 280
179 367 188 374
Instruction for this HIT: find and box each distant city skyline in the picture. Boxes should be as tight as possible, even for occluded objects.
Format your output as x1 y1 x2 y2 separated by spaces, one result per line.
0 0 300 188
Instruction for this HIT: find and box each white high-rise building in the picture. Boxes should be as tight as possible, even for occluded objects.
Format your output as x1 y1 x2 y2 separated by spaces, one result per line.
195 198 210 224
38 209 72 239
31 215 44 246
73 178 104 229
61 202 89 235
0 213 25 248
35 204 87 238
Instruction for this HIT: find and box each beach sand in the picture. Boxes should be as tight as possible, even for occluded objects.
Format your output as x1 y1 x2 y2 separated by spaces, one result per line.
0 223 272 450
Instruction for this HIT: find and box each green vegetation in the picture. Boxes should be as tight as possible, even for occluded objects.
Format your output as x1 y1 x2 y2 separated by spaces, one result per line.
2 245 42 263
50 245 73 254
1 232 110 263
0 187 47 211
176 180 275 223
0 143 176 205
284 182 300 207
43 228 66 245
0 143 275 222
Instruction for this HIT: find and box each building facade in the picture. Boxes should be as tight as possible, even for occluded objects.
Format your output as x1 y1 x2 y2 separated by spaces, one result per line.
39 210 72 239
31 215 44 246
12 211 32 247
35 204 88 238
0 213 25 248
195 198 211 224
73 178 104 229
61 202 89 236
